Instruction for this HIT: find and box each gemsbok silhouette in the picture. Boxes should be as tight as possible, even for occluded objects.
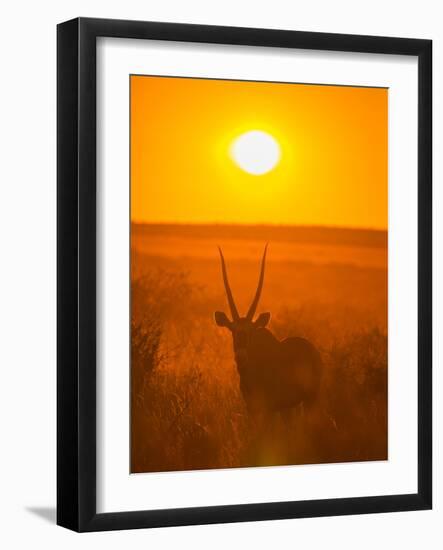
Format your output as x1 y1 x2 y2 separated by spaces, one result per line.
215 244 323 417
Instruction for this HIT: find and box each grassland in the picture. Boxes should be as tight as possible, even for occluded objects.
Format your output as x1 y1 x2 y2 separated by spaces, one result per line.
130 223 387 473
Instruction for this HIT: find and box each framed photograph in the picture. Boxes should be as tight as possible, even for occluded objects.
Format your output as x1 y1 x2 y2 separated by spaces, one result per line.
57 17 432 531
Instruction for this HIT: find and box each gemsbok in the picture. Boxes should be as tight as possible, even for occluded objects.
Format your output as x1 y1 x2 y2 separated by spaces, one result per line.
215 244 323 417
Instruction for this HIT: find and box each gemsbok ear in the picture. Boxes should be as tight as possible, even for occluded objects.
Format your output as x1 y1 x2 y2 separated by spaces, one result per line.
214 311 232 328
254 312 271 328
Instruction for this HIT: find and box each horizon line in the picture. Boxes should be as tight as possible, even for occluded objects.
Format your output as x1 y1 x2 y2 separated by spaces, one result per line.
130 220 388 233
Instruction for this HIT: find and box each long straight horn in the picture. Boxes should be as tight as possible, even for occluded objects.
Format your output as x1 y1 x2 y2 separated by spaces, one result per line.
246 243 268 321
218 247 240 321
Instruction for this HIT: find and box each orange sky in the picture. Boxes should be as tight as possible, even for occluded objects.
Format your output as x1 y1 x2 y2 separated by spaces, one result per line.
131 76 387 229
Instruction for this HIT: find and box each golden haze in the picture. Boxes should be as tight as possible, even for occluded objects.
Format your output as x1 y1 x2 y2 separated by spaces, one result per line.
131 75 387 229
130 76 388 473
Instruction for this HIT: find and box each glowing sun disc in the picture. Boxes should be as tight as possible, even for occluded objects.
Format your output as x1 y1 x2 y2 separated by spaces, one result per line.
230 130 281 175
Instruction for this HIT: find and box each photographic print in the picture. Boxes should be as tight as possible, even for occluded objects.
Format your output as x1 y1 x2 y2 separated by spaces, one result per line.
130 75 388 474
57 18 432 530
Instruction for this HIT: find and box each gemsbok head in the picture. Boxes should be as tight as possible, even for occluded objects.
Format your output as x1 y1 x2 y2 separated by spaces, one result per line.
215 245 323 415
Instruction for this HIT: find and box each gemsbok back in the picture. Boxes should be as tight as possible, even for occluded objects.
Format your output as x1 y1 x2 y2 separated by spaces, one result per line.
215 244 323 417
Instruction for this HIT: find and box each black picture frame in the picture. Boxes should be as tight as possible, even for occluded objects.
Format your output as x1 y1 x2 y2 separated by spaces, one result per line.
57 17 432 532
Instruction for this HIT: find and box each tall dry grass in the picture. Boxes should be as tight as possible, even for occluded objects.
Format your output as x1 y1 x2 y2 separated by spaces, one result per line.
131 236 387 473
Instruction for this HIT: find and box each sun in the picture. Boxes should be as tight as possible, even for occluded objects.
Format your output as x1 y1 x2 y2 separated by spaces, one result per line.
230 130 281 175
